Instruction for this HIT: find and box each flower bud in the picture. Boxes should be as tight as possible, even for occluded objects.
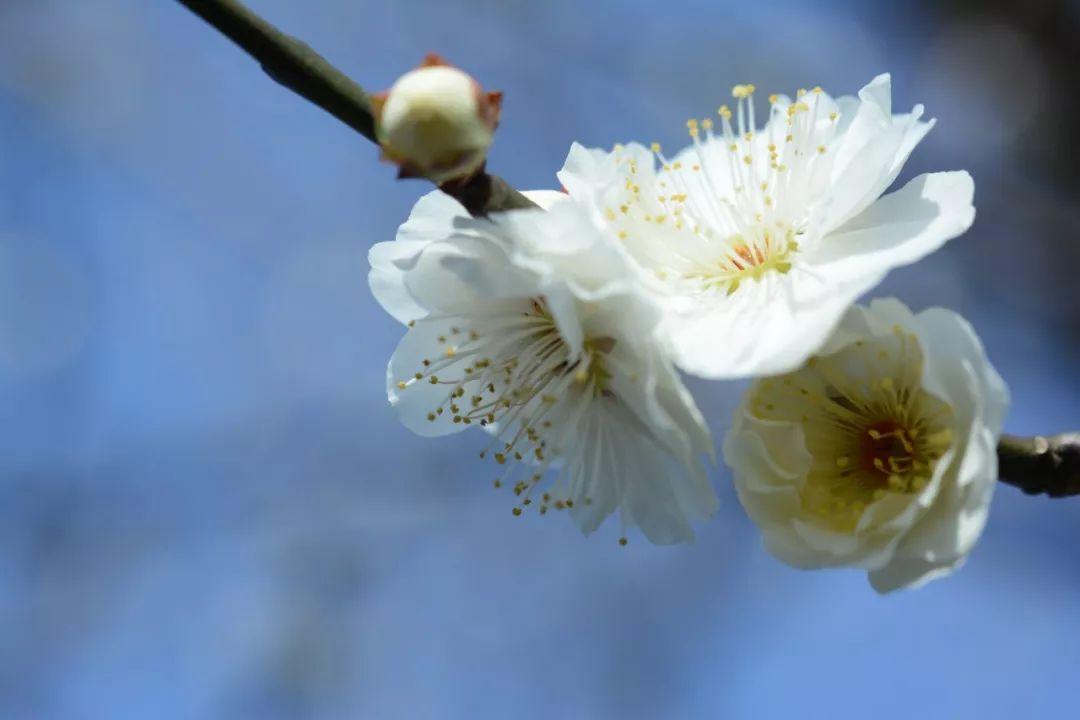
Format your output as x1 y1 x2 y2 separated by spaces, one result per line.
374 54 502 184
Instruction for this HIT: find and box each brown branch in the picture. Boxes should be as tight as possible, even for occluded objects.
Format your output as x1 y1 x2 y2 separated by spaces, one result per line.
174 0 535 216
998 433 1080 497
176 2 1078 500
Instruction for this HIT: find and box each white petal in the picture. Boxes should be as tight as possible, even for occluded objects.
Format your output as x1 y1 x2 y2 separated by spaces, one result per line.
368 238 434 324
868 425 998 594
666 269 879 379
916 305 1010 437
386 315 479 437
727 414 814 489
860 72 893 116
813 171 975 283
609 355 716 519
556 142 656 231
723 417 830 567
399 191 470 239
607 413 697 545
821 122 909 232
566 417 619 534
832 299 949 406
522 189 570 211
556 142 615 200
368 191 471 324
666 136 737 199
558 142 653 200
402 234 537 312
823 74 935 231
868 558 959 594
377 190 561 323
540 284 585 356
553 293 717 544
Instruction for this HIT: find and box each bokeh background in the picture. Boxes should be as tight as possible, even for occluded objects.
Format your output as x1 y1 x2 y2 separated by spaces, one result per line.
1 1 1078 718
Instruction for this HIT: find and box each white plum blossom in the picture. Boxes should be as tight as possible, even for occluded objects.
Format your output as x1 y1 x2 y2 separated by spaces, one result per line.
558 74 975 379
369 190 717 545
723 298 1009 592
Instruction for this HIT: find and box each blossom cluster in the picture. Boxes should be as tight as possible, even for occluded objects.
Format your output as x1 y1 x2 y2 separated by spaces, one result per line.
369 74 1009 592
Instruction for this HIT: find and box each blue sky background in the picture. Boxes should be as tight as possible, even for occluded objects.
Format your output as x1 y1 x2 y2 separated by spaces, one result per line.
1 1 1078 718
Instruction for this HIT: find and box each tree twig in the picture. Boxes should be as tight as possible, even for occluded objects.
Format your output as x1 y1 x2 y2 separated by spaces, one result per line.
175 0 535 216
176 0 1076 498
997 433 1080 497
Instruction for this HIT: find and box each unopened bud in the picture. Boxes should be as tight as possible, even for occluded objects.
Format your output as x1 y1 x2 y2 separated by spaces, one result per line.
374 54 501 184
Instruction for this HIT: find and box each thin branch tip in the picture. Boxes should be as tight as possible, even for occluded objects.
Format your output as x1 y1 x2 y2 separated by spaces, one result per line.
175 0 533 215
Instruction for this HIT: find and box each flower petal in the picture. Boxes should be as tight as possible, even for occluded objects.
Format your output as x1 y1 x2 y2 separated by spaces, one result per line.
916 305 1010 437
368 191 470 323
606 411 698 545
822 74 936 232
665 269 879 379
868 425 997 593
387 314 482 437
813 171 975 284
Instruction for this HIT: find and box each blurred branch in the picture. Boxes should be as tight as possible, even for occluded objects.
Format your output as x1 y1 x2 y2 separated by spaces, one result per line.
174 0 535 216
998 433 1080 497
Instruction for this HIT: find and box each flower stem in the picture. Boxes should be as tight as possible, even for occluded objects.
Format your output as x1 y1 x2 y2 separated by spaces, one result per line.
998 433 1080 497
174 0 535 216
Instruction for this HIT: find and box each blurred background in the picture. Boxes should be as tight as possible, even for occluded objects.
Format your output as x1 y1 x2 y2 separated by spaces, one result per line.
1 1 1078 718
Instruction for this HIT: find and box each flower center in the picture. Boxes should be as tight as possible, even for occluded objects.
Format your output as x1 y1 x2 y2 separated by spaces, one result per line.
858 419 918 483
684 227 799 295
395 297 614 516
749 326 955 533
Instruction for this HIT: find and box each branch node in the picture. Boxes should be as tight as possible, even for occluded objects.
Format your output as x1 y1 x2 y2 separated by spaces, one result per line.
998 432 1080 498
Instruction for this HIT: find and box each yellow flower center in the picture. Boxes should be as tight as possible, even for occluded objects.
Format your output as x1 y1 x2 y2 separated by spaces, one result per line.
750 326 955 533
685 228 799 295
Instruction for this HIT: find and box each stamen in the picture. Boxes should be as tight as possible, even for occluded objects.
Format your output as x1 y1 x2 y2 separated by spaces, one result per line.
749 328 955 534
394 297 618 522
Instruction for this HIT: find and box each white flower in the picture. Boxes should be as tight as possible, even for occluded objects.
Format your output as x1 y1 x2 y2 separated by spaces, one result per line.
369 190 717 544
723 298 1009 592
558 74 976 379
